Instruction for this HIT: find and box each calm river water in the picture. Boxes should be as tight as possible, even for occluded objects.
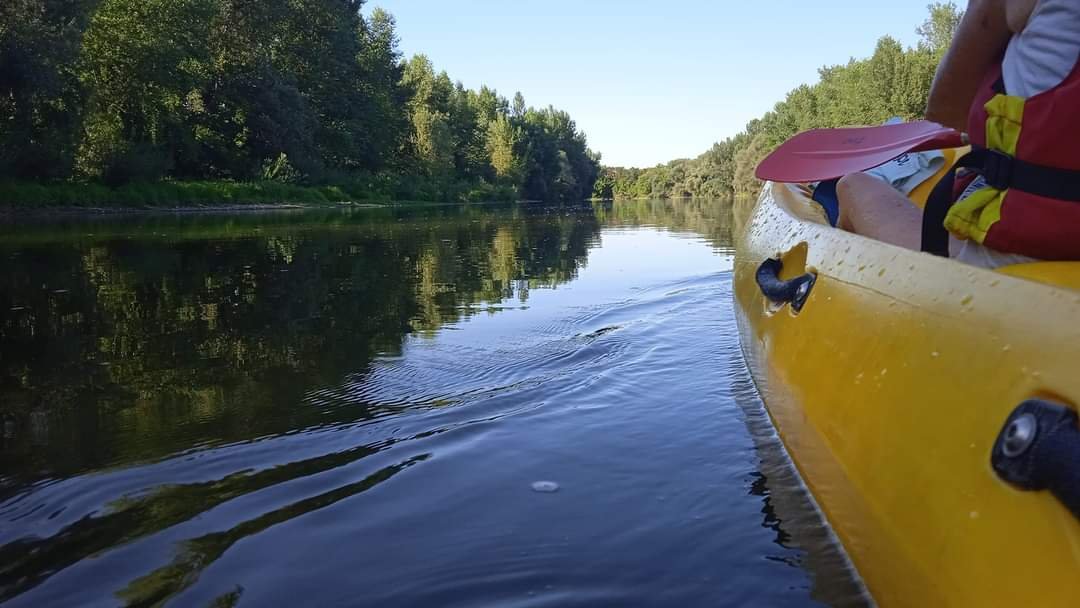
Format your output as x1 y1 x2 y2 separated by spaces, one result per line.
0 200 866 607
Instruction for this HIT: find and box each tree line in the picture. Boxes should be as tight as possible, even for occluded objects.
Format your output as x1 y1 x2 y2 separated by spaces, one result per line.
0 1 600 204
594 2 962 200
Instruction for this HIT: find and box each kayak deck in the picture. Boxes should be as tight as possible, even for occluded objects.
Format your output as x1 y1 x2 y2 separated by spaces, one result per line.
734 181 1080 607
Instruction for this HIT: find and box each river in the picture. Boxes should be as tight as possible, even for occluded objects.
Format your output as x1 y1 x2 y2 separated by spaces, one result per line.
0 200 866 607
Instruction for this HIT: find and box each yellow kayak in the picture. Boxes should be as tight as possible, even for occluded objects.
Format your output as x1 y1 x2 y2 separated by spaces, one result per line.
734 171 1080 606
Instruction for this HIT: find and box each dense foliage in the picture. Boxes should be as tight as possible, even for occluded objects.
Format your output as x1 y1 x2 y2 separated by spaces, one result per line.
0 1 599 204
595 3 962 200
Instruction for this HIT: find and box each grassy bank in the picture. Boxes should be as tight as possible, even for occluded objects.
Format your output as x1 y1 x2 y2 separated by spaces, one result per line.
0 178 519 210
0 180 377 209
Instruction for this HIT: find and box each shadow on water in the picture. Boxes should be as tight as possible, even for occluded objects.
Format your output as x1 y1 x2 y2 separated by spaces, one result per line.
726 347 871 608
117 453 431 607
0 198 866 606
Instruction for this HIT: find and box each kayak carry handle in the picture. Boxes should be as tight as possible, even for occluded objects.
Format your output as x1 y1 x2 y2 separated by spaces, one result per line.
991 399 1080 521
755 258 816 312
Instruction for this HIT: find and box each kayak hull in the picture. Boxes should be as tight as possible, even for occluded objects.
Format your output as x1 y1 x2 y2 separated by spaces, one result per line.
734 182 1080 607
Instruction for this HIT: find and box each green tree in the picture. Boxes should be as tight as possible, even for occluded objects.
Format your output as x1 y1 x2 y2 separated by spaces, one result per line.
0 0 95 179
600 2 964 200
487 114 522 182
1 1 600 205
918 2 963 57
410 106 455 179
357 8 410 171
76 0 217 182
512 92 527 119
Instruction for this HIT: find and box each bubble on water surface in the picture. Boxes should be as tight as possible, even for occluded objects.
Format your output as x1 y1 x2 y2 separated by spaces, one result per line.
531 481 560 493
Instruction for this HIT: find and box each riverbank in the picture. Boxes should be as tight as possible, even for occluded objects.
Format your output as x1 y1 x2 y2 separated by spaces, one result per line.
0 178 519 213
0 180 378 209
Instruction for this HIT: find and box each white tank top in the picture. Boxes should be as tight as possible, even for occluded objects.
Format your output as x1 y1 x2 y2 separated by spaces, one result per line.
1001 0 1080 97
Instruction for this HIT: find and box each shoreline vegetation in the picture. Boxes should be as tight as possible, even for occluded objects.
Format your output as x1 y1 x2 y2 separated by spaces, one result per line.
0 178 517 212
594 2 962 202
1 1 599 210
0 182 556 219
4 2 960 213
0 180 381 211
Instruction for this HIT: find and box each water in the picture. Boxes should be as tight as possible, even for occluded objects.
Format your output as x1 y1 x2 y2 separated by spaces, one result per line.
0 200 865 607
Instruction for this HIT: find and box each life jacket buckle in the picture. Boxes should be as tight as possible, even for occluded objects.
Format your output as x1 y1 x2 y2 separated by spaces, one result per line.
982 148 1015 190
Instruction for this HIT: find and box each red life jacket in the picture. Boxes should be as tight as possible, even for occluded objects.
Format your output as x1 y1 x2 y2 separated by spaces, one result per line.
931 57 1080 260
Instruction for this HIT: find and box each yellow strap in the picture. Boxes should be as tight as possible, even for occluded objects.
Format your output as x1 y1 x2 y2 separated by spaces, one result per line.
943 94 1025 243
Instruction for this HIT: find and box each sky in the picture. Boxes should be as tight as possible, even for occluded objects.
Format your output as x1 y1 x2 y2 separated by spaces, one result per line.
365 1 938 168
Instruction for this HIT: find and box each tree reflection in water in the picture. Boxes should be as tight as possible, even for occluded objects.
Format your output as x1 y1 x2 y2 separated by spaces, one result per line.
0 199 743 605
0 205 604 485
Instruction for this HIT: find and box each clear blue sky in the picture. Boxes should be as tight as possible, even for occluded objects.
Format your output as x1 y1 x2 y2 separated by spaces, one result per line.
366 1 937 168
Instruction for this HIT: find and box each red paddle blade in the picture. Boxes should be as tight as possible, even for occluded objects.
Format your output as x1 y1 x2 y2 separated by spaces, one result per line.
755 120 965 183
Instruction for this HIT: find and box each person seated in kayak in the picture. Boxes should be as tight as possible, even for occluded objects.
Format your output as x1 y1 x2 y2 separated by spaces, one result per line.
835 0 1080 268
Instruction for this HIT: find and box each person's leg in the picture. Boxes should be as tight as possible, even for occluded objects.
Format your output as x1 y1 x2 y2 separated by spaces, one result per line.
836 173 923 250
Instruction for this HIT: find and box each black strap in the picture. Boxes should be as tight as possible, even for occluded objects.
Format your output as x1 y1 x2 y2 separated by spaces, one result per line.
921 152 977 257
921 147 1080 256
921 165 958 257
992 75 1006 94
973 147 1080 201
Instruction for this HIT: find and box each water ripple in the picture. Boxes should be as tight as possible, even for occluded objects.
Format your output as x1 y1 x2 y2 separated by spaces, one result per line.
0 218 861 607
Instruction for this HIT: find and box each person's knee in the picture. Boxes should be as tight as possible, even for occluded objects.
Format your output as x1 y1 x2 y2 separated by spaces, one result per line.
835 173 868 229
836 172 876 203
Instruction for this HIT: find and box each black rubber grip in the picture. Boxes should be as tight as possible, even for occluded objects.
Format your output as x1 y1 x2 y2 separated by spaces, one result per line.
755 258 816 312
992 399 1080 521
